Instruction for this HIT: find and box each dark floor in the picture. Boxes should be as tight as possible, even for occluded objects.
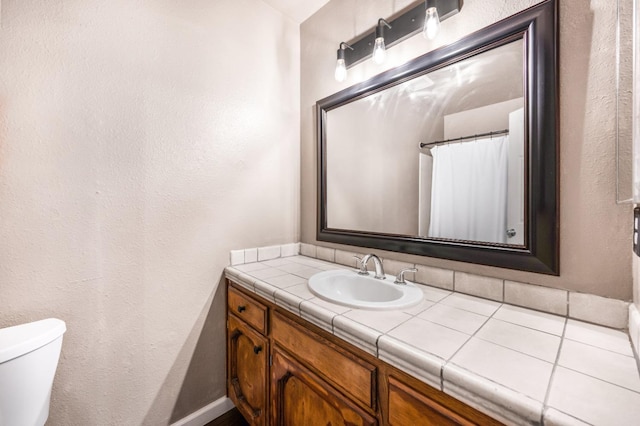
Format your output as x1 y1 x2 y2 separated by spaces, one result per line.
205 408 249 426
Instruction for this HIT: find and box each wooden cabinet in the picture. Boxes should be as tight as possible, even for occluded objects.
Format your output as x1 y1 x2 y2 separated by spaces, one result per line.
227 289 269 425
227 280 502 426
228 286 267 334
271 310 376 410
271 347 377 426
385 375 487 425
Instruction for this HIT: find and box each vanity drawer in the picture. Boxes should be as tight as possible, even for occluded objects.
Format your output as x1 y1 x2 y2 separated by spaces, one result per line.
228 285 267 335
271 310 376 410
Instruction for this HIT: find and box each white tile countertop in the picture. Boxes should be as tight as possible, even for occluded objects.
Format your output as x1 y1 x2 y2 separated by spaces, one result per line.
225 255 640 426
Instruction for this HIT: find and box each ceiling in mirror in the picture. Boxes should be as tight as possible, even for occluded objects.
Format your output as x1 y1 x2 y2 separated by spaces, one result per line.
317 0 558 274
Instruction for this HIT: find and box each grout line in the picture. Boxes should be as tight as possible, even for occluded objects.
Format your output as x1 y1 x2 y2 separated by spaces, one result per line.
378 336 447 391
330 311 337 334
437 296 501 317
382 312 414 335
412 314 478 337
489 316 564 338
501 302 567 321
440 308 504 394
542 407 596 426
472 334 557 365
542 318 568 425
443 307 497 364
413 300 439 316
556 364 640 395
472 321 559 364
445 363 542 405
562 334 635 358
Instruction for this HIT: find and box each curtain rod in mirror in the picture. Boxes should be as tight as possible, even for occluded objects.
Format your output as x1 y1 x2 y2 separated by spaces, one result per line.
420 129 509 148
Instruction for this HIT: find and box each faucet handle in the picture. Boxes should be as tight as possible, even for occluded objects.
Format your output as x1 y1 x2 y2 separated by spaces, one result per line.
394 268 417 285
353 256 369 275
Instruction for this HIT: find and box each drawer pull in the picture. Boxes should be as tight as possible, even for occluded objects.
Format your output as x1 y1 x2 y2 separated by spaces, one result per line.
253 345 263 354
228 286 267 334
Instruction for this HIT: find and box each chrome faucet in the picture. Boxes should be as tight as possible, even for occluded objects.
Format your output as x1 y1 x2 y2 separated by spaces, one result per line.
360 254 386 279
394 268 418 285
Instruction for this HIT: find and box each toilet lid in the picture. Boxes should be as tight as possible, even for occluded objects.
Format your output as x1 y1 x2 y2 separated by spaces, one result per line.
0 318 66 363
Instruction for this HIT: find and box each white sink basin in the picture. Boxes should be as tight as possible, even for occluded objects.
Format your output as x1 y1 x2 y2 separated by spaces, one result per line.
308 269 424 310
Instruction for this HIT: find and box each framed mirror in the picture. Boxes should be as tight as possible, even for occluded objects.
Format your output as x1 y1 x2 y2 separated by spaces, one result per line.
317 0 558 274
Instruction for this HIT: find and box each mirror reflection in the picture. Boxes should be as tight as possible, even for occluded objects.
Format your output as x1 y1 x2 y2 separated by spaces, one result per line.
326 39 525 245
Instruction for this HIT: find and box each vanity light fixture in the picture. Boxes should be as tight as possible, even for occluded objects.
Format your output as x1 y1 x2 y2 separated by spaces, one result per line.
332 0 462 76
423 0 441 40
335 42 354 82
372 19 392 64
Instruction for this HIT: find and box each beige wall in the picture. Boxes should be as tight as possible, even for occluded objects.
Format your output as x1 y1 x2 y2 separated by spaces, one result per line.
634 254 639 309
326 93 428 235
0 0 299 424
301 0 633 300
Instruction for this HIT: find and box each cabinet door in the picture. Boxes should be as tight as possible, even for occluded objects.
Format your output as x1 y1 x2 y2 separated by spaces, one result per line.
271 310 376 410
271 347 377 426
387 376 478 426
228 314 268 425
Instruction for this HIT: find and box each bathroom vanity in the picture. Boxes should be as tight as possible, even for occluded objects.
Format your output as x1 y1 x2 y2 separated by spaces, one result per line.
225 252 640 425
227 281 500 425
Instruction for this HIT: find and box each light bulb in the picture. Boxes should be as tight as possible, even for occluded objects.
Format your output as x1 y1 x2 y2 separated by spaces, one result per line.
335 58 347 82
372 37 386 64
423 7 440 40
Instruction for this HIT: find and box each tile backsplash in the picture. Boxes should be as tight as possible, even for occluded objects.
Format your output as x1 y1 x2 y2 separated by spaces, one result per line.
229 242 630 330
504 280 568 316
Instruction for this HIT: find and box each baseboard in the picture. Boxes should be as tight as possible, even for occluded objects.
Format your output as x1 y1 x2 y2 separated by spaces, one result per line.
170 397 235 426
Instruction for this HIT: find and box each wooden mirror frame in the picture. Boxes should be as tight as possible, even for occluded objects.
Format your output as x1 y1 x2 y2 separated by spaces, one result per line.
316 0 558 275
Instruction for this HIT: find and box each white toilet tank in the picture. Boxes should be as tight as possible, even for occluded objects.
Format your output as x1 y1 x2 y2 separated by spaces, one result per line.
0 318 66 426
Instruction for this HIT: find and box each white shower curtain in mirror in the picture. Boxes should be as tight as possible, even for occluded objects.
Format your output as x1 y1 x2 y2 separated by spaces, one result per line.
428 136 509 243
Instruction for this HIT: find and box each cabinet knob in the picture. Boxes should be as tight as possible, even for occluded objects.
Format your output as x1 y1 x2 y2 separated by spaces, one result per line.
253 345 263 354
237 305 246 313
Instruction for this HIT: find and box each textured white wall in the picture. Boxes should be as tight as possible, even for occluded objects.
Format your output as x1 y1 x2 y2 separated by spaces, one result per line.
0 0 299 424
301 0 633 299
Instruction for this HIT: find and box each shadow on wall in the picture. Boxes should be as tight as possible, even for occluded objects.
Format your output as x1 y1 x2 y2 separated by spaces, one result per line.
559 1 592 245
142 276 227 425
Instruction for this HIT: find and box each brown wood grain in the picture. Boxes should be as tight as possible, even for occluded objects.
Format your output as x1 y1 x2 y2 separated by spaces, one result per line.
382 371 504 426
388 376 474 425
271 310 377 410
227 280 504 426
227 314 269 426
228 286 268 334
271 347 378 426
